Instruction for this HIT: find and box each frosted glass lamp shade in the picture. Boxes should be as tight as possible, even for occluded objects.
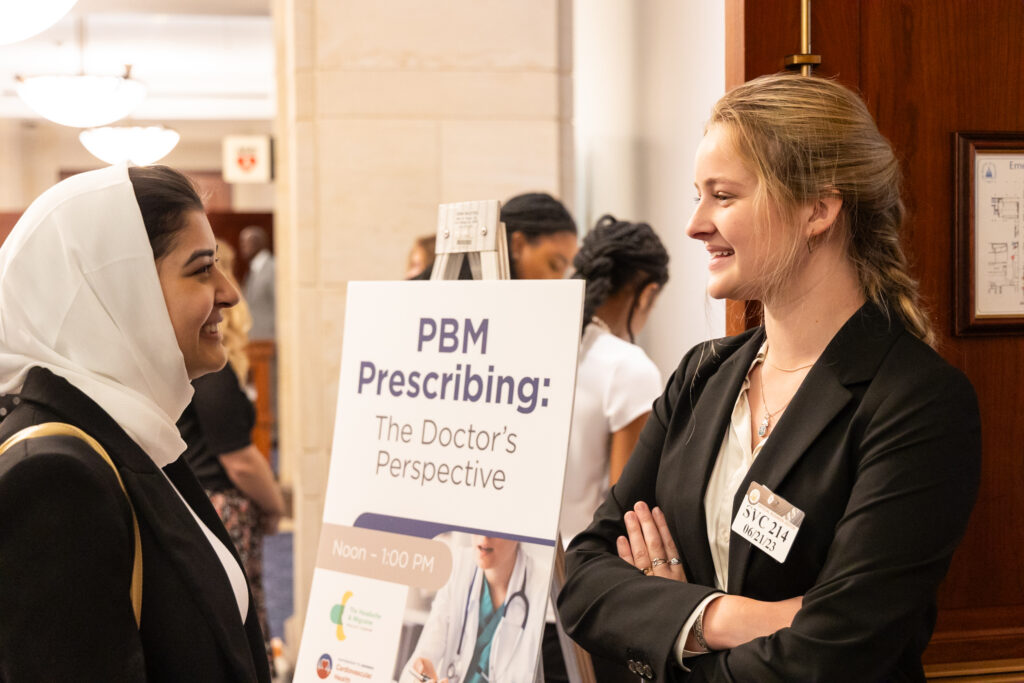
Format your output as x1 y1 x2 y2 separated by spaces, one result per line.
79 126 181 166
16 74 147 128
0 0 79 45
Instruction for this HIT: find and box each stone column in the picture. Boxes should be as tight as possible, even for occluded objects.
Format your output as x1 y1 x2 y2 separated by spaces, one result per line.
272 0 573 643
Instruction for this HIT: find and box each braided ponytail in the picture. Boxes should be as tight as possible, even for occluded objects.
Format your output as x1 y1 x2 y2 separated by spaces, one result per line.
711 73 935 345
573 215 670 341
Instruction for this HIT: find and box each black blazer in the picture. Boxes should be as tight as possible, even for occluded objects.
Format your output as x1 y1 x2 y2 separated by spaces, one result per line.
558 304 981 682
0 367 272 683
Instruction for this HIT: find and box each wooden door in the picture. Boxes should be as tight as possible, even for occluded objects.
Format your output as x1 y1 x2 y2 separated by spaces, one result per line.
727 0 1024 671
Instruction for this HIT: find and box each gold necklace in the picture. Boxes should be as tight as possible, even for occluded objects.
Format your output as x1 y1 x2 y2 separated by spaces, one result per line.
757 345 813 438
757 369 791 438
766 358 815 373
764 343 816 373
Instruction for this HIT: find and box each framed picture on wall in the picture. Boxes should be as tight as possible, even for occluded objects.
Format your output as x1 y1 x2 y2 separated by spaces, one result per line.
954 131 1024 335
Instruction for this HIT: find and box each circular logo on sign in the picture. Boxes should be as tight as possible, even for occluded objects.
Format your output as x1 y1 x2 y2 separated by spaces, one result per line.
748 488 760 505
316 653 333 679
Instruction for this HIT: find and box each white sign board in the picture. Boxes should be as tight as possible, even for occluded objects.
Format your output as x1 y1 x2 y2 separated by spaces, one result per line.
295 280 584 683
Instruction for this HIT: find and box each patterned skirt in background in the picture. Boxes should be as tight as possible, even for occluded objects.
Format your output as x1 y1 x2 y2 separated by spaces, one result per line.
206 487 271 663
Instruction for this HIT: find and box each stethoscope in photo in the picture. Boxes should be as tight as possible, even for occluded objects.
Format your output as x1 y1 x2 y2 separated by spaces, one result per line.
445 565 529 683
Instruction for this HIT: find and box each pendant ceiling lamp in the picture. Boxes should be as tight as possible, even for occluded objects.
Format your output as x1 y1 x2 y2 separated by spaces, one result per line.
16 68 147 128
79 125 181 166
0 0 79 45
15 17 146 128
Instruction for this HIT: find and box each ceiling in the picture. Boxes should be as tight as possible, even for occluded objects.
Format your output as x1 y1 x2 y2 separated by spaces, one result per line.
0 0 274 121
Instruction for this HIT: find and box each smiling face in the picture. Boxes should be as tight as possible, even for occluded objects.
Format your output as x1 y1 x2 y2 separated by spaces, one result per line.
510 231 578 280
687 124 786 302
471 535 519 571
155 210 239 379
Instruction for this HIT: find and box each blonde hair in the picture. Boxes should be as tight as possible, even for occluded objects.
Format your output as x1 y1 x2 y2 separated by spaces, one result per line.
216 239 253 385
710 73 934 346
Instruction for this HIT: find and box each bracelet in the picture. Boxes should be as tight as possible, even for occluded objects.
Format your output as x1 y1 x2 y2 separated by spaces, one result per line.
693 605 711 652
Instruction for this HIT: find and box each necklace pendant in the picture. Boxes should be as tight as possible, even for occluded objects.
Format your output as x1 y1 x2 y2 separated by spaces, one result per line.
758 414 770 437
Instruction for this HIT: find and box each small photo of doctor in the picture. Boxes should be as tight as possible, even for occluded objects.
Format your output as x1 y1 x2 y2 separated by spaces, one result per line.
398 532 550 683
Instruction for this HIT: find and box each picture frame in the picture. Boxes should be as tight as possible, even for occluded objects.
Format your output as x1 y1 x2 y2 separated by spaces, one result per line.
954 131 1024 335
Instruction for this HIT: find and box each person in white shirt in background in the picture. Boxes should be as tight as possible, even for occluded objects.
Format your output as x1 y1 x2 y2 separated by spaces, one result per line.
562 214 670 548
550 215 669 683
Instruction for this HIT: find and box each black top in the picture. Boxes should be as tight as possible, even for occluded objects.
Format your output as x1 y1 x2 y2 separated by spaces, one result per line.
558 303 981 682
0 367 271 682
178 364 255 492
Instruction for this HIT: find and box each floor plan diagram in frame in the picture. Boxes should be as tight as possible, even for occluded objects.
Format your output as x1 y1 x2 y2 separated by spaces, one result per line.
975 153 1024 316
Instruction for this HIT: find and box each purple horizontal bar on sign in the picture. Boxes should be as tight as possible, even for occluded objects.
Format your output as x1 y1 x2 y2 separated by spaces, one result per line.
353 512 556 547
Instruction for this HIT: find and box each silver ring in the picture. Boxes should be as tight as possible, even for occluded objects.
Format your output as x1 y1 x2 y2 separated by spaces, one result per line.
668 557 681 566
650 558 667 569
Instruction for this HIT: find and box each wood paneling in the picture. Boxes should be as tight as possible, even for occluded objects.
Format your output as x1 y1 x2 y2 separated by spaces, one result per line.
727 0 1024 667
0 213 19 246
863 0 1024 664
247 340 276 463
726 0 861 333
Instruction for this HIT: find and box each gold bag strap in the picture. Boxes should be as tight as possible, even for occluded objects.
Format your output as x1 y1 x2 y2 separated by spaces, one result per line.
0 421 143 627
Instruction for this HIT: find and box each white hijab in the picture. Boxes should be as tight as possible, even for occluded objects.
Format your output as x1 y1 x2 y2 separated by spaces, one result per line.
0 164 192 466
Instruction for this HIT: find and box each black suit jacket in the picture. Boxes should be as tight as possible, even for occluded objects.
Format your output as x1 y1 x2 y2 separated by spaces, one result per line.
558 304 981 682
0 367 272 683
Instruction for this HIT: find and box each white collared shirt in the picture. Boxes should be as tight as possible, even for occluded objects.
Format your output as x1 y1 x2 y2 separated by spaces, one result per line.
705 342 768 591
676 343 768 666
162 470 249 622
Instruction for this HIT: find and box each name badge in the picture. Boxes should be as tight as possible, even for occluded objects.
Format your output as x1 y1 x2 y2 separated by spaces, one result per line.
731 481 804 563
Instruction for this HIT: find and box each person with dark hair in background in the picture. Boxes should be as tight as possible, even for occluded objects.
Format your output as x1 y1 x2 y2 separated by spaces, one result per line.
558 73 981 682
410 191 578 282
0 164 272 682
500 192 579 280
562 214 669 547
557 215 670 682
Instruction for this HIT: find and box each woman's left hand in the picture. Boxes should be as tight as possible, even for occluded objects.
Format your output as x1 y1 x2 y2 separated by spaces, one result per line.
617 501 687 582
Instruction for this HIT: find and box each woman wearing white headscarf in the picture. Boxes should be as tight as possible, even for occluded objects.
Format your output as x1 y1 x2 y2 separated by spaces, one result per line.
0 164 272 682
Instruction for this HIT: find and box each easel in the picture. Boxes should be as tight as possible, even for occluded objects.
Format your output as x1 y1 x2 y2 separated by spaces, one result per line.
430 200 510 281
431 200 596 683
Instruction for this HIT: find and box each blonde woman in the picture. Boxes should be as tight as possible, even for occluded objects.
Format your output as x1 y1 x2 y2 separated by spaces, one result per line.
177 239 286 665
558 74 981 682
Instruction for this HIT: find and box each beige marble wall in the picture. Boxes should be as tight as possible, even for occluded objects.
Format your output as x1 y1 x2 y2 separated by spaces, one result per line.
272 0 573 646
0 118 274 212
